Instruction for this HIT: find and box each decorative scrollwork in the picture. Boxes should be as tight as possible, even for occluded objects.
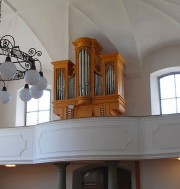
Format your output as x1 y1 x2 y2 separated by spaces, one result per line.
28 48 36 56
12 70 25 80
28 48 42 57
16 58 32 71
0 35 43 81
0 35 15 50
25 62 31 69
36 51 42 57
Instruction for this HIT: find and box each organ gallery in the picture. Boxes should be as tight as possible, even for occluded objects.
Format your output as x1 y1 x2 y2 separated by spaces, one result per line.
52 37 125 119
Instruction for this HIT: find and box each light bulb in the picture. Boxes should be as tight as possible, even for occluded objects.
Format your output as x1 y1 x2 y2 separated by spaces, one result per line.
0 87 11 104
34 72 47 91
0 57 17 79
19 84 32 102
5 164 16 167
24 69 40 85
30 86 43 99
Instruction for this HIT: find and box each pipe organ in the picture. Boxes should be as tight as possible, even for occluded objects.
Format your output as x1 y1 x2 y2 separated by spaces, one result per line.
52 37 125 119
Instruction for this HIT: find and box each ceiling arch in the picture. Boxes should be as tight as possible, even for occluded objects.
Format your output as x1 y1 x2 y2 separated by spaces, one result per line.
1 0 180 73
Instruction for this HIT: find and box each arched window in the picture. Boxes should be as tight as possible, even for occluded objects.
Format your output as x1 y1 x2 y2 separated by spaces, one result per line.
150 67 180 115
159 73 180 114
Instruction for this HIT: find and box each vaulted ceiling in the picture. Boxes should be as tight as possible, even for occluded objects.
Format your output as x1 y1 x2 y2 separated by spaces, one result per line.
1 0 180 73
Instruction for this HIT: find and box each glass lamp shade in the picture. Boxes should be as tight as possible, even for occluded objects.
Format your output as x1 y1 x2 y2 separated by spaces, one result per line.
24 69 40 85
34 75 47 91
19 84 32 102
0 87 11 104
0 57 17 79
30 86 43 99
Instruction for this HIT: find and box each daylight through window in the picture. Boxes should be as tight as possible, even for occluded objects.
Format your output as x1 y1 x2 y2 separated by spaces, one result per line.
159 73 180 114
26 90 51 126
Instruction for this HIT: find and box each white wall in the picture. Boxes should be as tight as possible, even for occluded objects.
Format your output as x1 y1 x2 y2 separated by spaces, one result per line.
0 163 57 189
140 159 180 189
125 44 180 116
124 73 151 116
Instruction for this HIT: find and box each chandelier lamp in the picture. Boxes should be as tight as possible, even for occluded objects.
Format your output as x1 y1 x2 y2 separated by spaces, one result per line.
0 35 47 104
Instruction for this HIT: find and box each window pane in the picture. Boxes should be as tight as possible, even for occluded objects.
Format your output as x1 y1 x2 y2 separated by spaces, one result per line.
38 111 50 124
39 90 51 110
161 99 176 114
26 90 51 126
27 98 38 112
160 75 175 99
177 98 180 113
175 74 180 97
26 112 38 126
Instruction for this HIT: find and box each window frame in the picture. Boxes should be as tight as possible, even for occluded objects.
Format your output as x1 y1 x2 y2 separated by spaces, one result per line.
158 72 180 115
25 89 51 126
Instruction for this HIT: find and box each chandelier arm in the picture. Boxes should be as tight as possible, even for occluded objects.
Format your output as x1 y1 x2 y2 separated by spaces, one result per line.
13 70 26 80
14 58 32 71
0 36 42 64
34 59 42 71
2 80 5 87
0 70 26 81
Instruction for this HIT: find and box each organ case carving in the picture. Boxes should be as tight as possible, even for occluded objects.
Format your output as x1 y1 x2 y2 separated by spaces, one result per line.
52 37 125 119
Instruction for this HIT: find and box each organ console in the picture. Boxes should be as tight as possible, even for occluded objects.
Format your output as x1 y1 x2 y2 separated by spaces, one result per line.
52 37 125 119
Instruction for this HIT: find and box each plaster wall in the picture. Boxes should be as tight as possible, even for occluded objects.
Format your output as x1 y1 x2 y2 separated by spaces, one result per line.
140 159 180 189
125 44 180 116
0 164 57 189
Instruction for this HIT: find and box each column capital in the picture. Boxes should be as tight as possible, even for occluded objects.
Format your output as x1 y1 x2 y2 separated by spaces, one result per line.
54 162 69 170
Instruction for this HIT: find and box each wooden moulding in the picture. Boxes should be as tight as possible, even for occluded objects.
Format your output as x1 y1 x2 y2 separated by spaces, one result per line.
76 96 92 105
72 37 102 52
52 94 125 119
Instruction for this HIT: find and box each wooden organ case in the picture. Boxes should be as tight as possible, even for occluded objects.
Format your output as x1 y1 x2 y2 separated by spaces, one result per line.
52 37 125 119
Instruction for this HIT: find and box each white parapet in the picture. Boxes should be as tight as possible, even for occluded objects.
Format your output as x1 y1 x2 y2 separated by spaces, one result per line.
0 115 180 164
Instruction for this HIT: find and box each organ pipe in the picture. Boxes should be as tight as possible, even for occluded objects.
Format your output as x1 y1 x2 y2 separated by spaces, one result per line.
78 48 90 97
106 62 115 95
79 51 82 96
56 69 65 100
87 51 90 96
82 49 84 95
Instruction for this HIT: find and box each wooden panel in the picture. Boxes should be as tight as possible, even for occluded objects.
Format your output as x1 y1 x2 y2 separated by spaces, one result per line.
76 107 93 118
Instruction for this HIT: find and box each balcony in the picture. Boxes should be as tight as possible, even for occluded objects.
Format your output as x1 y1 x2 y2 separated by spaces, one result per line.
1 114 180 164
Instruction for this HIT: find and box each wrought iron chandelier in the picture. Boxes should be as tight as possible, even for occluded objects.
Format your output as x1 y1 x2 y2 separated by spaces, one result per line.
0 0 47 104
0 35 47 104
